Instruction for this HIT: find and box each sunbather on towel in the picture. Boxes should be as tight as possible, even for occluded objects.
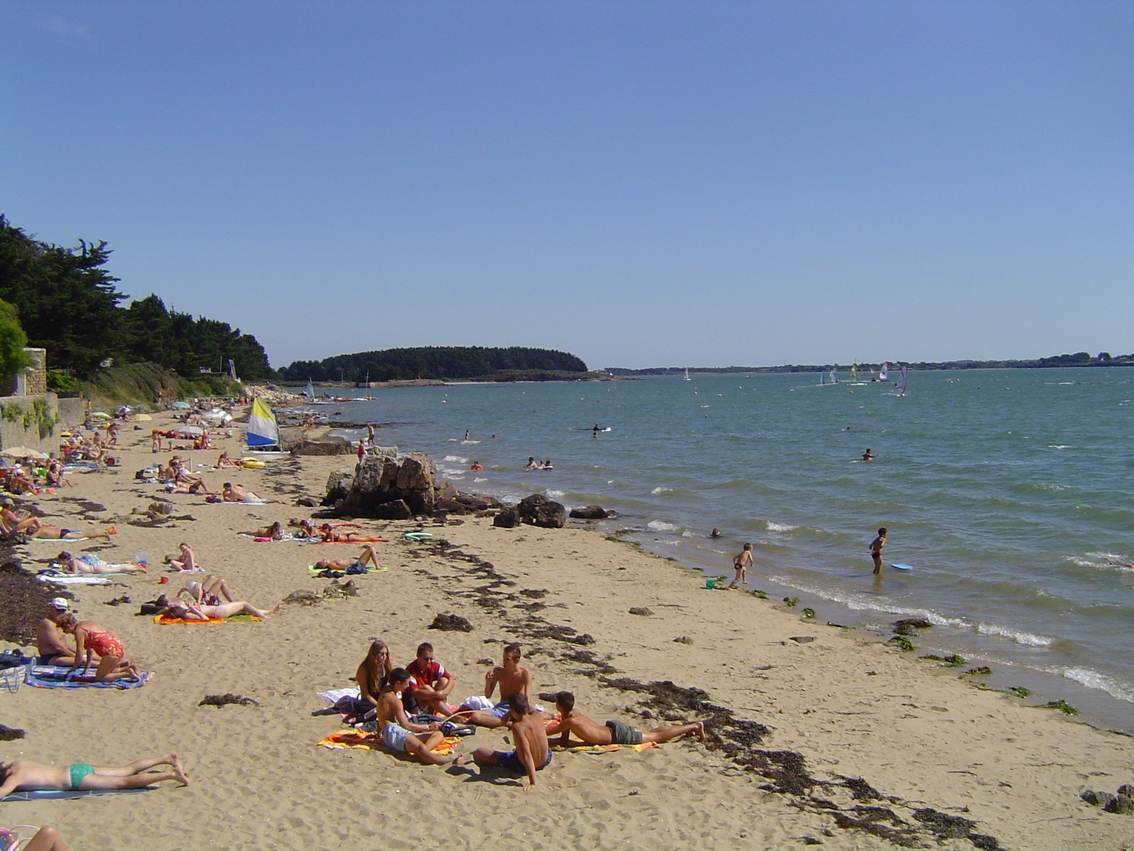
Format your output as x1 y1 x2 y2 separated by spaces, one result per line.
57 614 140 682
154 594 277 621
221 482 283 504
317 523 386 544
216 451 241 468
0 754 188 798
239 521 283 540
178 574 234 606
27 519 115 542
376 668 462 766
545 691 705 746
56 551 146 575
166 542 199 572
313 544 382 573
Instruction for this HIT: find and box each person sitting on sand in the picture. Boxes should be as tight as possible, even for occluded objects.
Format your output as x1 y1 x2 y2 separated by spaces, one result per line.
26 520 115 542
216 451 241 468
297 519 319 540
318 524 387 544
45 457 72 489
57 614 140 682
0 824 70 851
313 544 382 573
546 691 704 747
154 594 276 621
55 551 147 575
36 598 77 667
0 754 188 799
240 521 284 540
167 542 200 572
178 574 234 606
344 639 395 716
375 668 460 766
171 459 208 490
457 643 532 728
404 642 457 717
470 693 550 790
0 502 37 535
221 482 283 504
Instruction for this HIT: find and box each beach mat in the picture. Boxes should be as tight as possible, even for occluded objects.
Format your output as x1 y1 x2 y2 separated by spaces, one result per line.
153 614 261 625
307 564 385 577
24 665 151 690
36 572 110 585
318 730 461 755
3 787 152 802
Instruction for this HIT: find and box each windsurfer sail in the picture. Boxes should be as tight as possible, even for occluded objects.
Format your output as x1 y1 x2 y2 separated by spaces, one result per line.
246 398 281 449
305 379 315 399
895 364 909 396
878 362 889 381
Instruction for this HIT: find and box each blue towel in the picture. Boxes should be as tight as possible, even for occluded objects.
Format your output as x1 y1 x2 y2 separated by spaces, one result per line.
24 665 150 690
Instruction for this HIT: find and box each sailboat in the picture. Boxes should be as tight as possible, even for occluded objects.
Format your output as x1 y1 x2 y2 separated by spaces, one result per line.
829 365 839 384
877 362 889 382
244 398 287 458
684 368 691 381
304 379 315 399
848 364 867 386
894 364 909 397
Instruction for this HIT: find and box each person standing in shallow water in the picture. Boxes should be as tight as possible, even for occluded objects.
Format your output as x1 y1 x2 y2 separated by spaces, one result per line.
868 527 887 574
728 543 753 589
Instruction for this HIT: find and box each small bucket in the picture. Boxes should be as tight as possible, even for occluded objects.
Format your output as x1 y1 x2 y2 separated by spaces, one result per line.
705 578 717 589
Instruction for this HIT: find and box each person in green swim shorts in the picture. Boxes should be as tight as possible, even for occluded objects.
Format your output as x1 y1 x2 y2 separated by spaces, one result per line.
0 753 188 798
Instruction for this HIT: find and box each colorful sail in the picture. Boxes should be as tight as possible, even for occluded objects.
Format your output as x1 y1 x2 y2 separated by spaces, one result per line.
305 379 315 399
246 398 280 448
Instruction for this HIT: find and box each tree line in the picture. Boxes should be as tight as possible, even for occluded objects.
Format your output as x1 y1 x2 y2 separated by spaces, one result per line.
0 215 271 386
278 346 589 383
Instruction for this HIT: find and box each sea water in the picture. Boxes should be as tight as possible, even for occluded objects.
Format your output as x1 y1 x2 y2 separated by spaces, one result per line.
297 368 1134 731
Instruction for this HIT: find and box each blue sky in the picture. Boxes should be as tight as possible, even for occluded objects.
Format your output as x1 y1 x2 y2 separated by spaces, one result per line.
2 1 1131 371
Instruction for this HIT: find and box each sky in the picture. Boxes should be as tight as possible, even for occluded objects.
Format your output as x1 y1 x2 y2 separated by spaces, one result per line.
2 1 1132 371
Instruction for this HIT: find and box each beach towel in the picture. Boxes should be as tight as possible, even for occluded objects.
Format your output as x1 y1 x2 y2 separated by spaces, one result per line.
238 533 295 542
35 572 109 585
152 614 261 625
24 665 151 690
316 687 360 704
318 730 461 754
3 787 151 802
307 564 385 577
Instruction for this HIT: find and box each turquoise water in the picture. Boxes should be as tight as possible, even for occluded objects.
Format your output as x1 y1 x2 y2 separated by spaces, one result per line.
301 368 1134 731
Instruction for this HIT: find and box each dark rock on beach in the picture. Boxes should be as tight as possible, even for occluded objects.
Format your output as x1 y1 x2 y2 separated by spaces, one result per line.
893 618 932 634
1105 795 1134 815
569 505 613 520
429 613 473 632
493 507 521 528
338 451 438 517
322 469 355 507
1082 789 1116 807
517 494 567 528
0 558 64 646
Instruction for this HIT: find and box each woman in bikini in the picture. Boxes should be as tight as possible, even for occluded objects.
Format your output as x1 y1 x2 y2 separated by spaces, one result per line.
57 614 140 682
178 574 234 606
0 754 188 799
239 521 284 540
55 551 146 575
216 451 241 468
153 594 276 621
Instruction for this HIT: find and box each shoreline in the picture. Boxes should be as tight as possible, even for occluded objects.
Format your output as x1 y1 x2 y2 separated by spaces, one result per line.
2 409 1131 849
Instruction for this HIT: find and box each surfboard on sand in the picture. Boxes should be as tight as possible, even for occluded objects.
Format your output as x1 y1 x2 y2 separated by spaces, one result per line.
891 563 913 571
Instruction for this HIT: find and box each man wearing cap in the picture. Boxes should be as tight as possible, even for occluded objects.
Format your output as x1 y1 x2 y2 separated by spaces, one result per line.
36 598 77 666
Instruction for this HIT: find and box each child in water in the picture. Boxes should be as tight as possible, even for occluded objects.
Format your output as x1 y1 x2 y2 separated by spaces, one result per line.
868 527 887 574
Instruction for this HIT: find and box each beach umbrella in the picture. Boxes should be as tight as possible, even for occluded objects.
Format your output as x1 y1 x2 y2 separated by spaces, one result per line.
176 426 204 437
89 411 112 420
0 447 48 460
135 414 153 422
170 401 191 410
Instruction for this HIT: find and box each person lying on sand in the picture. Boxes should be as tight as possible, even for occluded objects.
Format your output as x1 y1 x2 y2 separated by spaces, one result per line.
318 523 386 544
545 691 704 747
239 521 284 540
375 668 461 766
55 551 146 575
0 754 188 799
166 542 200 572
216 451 241 468
296 519 319 539
57 614 140 682
470 694 550 790
154 594 277 621
26 520 115 542
222 482 283 504
313 544 382 573
178 574 234 606
456 643 532 728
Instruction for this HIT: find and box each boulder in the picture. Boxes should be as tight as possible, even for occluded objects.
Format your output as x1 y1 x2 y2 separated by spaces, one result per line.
293 435 353 456
1104 795 1134 815
369 499 414 521
493 507 521 528
323 469 355 506
569 505 612 520
337 452 438 518
517 493 566 528
1081 790 1116 807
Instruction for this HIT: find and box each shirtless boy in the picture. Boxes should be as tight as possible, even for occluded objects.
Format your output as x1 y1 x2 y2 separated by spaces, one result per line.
313 544 382 573
471 694 550 791
376 668 461 766
546 691 704 747
868 527 887 575
0 754 188 798
459 644 532 728
728 542 753 589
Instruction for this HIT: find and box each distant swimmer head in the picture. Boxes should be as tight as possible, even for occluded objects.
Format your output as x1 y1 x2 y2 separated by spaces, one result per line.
710 528 722 538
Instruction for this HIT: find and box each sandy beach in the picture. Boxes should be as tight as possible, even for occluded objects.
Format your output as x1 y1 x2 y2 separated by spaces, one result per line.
2 409 1132 851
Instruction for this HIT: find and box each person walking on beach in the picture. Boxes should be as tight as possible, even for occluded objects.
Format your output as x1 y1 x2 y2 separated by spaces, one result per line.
728 543 753 589
869 527 887 574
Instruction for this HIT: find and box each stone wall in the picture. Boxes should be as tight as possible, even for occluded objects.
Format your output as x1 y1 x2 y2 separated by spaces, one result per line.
0 393 61 453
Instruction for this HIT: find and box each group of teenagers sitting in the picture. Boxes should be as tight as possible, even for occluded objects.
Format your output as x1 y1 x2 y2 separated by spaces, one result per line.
335 639 704 789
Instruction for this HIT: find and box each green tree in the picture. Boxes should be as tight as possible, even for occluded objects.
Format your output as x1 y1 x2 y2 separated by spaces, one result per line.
0 298 30 385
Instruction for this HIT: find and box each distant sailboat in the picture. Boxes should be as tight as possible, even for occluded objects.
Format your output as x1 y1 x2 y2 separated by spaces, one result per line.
305 379 315 399
684 368 691 381
830 366 839 384
878 362 889 382
895 364 909 396
849 365 857 382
